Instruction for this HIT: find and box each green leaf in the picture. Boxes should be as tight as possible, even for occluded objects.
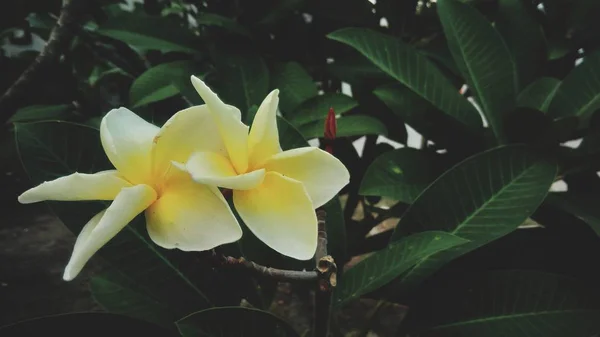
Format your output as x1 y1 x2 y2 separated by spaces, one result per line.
404 271 600 337
327 28 481 130
277 116 308 150
0 312 176 336
437 0 517 143
9 104 72 123
496 0 547 90
390 145 557 290
289 93 358 126
97 13 199 53
334 231 468 307
298 115 387 139
129 61 204 107
15 121 213 323
176 307 300 337
548 52 600 124
517 77 561 112
323 197 346 265
259 0 305 26
326 51 390 84
271 62 317 114
212 48 270 117
359 148 442 203
545 192 600 237
196 13 251 37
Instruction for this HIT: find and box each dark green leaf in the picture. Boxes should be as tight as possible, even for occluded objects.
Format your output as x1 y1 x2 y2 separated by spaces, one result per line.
9 104 72 123
129 61 204 107
548 52 600 124
176 307 300 337
97 13 199 53
277 116 308 150
438 0 516 143
327 28 481 130
545 192 600 237
196 13 251 37
326 51 389 84
298 115 387 139
359 148 442 203
0 312 176 337
391 145 557 290
323 197 346 265
289 93 357 126
271 62 317 114
334 231 468 307
15 121 212 323
496 0 546 90
259 0 305 26
404 271 600 337
517 77 561 112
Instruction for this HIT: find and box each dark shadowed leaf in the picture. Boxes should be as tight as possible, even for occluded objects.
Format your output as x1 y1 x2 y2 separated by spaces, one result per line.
517 77 561 112
176 307 300 337
438 0 516 143
322 196 346 266
334 231 468 307
196 13 251 37
404 271 600 337
277 116 308 150
327 28 481 130
9 104 72 123
289 93 357 126
359 148 442 203
298 115 387 139
545 192 600 238
271 62 317 114
390 145 557 290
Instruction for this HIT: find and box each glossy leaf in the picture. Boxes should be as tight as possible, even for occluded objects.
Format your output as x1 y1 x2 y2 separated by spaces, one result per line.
334 231 468 307
391 145 557 290
328 28 481 130
517 77 561 112
97 13 199 53
404 271 600 337
548 51 600 124
129 61 204 108
438 0 516 143
271 62 317 114
298 115 387 139
360 148 442 203
176 307 300 337
9 104 72 123
289 93 358 126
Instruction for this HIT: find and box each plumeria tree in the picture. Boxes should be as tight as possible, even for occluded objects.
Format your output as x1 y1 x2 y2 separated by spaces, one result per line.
3 0 600 336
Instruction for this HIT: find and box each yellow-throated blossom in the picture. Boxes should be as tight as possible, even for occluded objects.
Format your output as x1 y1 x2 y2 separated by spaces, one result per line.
18 106 243 280
185 76 350 260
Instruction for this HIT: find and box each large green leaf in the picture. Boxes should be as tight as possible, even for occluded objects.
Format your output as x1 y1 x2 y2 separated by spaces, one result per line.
322 196 346 266
196 13 251 37
327 28 481 130
289 93 358 126
404 271 600 337
176 307 300 337
277 116 308 150
15 121 213 323
390 145 557 290
298 115 387 139
271 62 317 114
129 61 205 108
9 104 72 123
97 13 199 53
359 148 442 203
438 0 517 143
334 231 468 307
548 52 600 124
496 0 546 90
517 77 561 112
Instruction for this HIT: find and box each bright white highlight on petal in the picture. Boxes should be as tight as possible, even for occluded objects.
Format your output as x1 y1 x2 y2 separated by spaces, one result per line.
186 152 265 190
63 184 157 281
234 172 318 260
18 170 131 204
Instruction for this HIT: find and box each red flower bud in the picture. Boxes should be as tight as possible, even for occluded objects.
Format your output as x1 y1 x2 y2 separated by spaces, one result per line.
324 107 337 154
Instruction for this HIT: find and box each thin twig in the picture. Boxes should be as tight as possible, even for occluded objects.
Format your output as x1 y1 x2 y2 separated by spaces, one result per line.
314 209 336 337
217 255 318 282
0 0 85 123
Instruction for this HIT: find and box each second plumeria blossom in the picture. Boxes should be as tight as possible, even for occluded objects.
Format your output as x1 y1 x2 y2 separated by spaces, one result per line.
186 76 350 260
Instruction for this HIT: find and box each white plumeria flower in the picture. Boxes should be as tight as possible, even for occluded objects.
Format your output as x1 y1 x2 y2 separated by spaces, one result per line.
185 76 350 260
18 106 242 281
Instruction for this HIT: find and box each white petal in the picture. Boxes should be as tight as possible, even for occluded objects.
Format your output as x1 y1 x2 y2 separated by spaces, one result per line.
100 107 159 184
190 76 249 173
151 105 227 178
263 147 350 208
146 176 242 251
248 90 282 168
63 184 157 281
186 152 265 190
233 172 317 260
18 170 131 204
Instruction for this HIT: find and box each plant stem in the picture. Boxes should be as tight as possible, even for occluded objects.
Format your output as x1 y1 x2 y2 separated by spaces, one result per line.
216 255 318 282
314 209 336 337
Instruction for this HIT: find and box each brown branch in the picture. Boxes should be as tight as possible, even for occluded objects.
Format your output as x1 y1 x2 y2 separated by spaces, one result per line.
314 209 336 337
0 0 85 123
216 255 318 282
